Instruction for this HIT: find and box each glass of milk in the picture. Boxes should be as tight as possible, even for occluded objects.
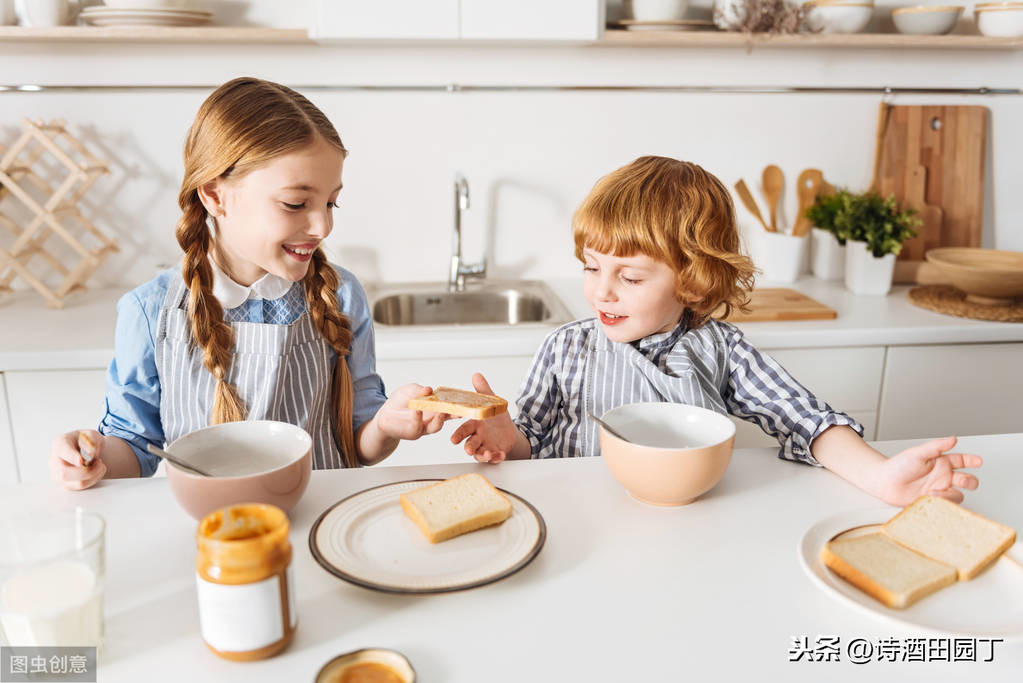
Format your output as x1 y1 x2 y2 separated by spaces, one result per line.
0 508 105 651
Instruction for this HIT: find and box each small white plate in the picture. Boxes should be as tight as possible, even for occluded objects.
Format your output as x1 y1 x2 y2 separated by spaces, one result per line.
310 479 546 594
799 507 1023 641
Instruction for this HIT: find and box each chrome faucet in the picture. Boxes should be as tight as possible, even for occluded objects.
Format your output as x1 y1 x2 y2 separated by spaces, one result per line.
449 172 486 291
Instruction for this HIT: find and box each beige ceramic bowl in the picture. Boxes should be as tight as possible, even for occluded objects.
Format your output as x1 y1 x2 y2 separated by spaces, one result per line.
165 420 312 520
925 247 1023 305
598 402 736 506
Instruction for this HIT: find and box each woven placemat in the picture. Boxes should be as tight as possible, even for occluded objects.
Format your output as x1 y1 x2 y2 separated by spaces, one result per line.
908 285 1023 322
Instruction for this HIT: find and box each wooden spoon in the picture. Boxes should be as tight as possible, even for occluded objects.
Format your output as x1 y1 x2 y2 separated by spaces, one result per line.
793 169 823 237
734 179 772 232
762 165 784 232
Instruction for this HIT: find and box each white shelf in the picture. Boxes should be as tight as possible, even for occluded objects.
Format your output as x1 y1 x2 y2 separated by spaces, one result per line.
600 28 1023 50
0 26 311 43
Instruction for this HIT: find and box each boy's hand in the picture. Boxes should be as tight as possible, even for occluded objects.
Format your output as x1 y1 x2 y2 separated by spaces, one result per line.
376 384 452 441
450 373 520 463
879 436 981 506
50 430 107 490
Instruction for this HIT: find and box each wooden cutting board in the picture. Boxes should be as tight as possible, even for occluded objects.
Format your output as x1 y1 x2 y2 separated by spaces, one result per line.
722 288 837 322
875 105 988 283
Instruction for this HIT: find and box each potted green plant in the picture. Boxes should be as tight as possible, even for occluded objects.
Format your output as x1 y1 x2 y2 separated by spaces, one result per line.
806 189 852 281
836 192 920 296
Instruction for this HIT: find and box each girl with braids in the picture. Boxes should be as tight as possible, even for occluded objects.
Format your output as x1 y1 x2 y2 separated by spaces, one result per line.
51 77 449 489
450 156 983 507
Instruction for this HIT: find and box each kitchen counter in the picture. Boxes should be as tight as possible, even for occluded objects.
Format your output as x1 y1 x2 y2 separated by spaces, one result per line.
1 433 1020 682
0 277 1021 371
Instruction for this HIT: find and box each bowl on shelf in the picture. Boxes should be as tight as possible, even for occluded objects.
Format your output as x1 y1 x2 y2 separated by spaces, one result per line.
597 402 736 506
924 247 1023 305
974 2 1023 37
892 5 964 34
804 0 875 33
165 420 313 520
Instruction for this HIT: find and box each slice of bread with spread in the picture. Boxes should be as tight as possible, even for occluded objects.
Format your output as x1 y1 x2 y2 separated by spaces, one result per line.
407 387 508 419
882 495 1017 580
821 532 957 608
400 473 513 543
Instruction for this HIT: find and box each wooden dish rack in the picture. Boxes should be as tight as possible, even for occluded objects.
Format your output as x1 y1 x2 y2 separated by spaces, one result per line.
0 118 118 308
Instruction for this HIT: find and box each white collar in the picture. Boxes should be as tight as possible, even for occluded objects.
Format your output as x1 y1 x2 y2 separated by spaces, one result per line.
208 257 293 309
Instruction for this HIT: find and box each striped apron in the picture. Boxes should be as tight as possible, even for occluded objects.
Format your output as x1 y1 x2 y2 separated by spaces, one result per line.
154 275 346 469
582 328 730 456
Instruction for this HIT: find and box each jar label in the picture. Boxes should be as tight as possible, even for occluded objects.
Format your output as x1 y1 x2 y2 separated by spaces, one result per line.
196 569 291 652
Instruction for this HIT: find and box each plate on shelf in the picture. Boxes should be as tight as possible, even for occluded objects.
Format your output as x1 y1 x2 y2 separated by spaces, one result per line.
608 19 718 31
309 479 546 594
798 507 1023 640
80 7 213 27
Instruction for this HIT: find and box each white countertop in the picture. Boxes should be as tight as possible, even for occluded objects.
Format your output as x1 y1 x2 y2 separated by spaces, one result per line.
1 277 1021 371
1 433 1020 682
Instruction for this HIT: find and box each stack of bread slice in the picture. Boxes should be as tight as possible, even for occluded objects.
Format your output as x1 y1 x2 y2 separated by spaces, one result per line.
821 495 1017 609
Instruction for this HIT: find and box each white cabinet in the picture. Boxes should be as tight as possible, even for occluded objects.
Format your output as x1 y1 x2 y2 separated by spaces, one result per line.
5 369 107 485
312 0 460 40
0 374 17 486
461 0 603 40
729 346 885 448
312 0 603 41
877 343 1023 441
375 354 534 467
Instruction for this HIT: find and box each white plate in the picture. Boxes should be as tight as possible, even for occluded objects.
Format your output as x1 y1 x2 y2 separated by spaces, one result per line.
799 507 1023 641
80 8 212 27
309 479 546 594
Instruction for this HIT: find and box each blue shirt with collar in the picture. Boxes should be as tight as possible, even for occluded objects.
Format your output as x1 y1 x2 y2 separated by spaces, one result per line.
98 264 387 476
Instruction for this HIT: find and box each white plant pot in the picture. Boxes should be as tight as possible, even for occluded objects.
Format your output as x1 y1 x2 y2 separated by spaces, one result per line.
749 229 808 283
844 240 895 296
810 228 845 281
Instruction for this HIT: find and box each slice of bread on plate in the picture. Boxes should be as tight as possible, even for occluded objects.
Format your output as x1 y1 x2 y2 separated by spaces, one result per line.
882 495 1017 580
821 532 958 609
400 473 513 543
407 387 508 419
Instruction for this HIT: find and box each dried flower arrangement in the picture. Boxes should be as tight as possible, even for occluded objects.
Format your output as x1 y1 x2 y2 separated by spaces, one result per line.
714 0 809 34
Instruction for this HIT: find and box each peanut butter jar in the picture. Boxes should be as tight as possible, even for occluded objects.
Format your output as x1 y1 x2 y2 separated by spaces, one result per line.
195 503 296 661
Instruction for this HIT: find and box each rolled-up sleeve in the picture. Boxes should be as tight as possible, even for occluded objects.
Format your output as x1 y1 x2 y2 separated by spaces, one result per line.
336 269 387 432
97 289 164 477
721 324 863 466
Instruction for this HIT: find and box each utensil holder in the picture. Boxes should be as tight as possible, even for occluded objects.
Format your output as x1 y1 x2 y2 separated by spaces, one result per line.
750 229 808 283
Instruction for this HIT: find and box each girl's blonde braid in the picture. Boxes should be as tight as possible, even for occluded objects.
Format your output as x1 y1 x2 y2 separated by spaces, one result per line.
176 195 246 424
303 248 357 467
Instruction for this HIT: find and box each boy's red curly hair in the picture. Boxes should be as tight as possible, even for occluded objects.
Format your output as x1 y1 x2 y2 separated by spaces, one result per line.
572 155 755 327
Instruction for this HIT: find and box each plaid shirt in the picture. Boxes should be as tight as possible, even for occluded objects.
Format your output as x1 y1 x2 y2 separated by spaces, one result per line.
513 316 863 463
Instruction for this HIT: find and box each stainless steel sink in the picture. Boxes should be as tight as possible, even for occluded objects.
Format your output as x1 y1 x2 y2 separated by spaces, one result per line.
370 280 573 327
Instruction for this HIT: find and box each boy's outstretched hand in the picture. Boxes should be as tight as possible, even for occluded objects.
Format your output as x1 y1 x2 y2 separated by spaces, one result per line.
450 373 526 463
880 435 982 506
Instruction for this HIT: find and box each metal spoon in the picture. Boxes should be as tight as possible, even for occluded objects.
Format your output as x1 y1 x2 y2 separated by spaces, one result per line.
146 443 212 477
587 411 631 443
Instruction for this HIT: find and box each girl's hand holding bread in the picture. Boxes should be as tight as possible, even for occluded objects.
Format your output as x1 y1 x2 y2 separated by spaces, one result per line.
50 430 107 490
450 373 530 463
374 384 452 440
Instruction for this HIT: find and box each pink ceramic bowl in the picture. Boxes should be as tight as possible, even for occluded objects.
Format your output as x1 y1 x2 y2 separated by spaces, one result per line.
598 402 736 506
165 421 312 520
